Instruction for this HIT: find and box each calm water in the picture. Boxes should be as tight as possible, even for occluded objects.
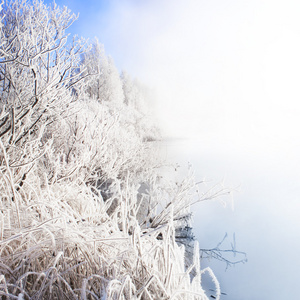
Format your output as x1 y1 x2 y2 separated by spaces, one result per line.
160 138 300 299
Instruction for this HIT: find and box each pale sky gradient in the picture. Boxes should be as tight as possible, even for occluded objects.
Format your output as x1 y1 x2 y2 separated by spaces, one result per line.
92 0 300 158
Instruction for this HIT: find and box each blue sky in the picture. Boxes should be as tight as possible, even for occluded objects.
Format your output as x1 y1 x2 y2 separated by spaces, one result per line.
44 0 110 39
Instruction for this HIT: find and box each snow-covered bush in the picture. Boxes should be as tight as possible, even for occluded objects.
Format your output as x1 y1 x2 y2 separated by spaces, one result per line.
0 1 221 299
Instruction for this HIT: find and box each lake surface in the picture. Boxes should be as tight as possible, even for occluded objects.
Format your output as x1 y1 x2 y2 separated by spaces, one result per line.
160 138 300 299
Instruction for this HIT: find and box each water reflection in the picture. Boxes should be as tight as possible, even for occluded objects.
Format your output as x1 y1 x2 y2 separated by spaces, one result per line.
161 138 300 300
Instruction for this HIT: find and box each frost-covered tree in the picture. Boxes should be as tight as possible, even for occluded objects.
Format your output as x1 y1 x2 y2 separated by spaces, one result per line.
0 0 86 163
121 70 151 114
120 71 160 141
81 39 124 104
80 40 159 142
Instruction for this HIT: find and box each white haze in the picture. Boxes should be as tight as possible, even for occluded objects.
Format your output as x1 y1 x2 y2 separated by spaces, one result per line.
98 0 300 156
93 0 300 298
